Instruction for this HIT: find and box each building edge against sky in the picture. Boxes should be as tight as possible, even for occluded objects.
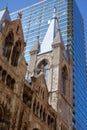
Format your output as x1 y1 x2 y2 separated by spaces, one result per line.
9 0 87 129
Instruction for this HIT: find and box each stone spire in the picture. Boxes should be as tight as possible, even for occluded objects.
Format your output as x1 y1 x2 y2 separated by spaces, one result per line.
0 9 11 22
0 9 11 31
30 36 40 55
52 28 64 49
40 7 59 54
18 12 22 19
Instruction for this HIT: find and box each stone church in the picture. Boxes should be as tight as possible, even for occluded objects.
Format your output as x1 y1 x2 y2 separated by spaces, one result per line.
0 9 73 130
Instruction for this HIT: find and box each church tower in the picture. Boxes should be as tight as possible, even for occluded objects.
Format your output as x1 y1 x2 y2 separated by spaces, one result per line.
28 8 73 130
0 12 27 129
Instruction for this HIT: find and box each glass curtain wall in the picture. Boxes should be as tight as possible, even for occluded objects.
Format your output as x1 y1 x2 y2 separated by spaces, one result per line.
72 0 87 129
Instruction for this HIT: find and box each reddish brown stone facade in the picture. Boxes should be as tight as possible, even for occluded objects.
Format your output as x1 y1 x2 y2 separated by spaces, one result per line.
0 16 73 130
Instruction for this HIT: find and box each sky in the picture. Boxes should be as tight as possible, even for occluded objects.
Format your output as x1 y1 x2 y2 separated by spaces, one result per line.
0 0 41 12
0 0 87 52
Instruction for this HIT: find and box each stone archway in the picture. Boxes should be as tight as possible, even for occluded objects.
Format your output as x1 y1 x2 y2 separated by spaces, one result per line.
37 59 49 83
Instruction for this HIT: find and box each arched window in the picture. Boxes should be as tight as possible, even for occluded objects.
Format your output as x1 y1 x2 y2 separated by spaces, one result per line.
2 70 7 83
33 100 36 114
10 79 15 90
0 105 4 130
36 102 39 116
62 66 68 94
0 105 10 130
11 40 21 66
6 75 11 87
43 109 46 122
37 59 49 83
40 105 43 119
0 105 4 121
18 110 24 130
0 66 2 78
48 115 51 126
2 31 14 61
50 118 55 129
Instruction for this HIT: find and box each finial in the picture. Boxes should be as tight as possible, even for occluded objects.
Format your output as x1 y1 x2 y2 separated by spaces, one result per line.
52 7 57 18
18 12 22 19
54 7 56 13
5 6 8 11
37 35 39 40
35 35 39 43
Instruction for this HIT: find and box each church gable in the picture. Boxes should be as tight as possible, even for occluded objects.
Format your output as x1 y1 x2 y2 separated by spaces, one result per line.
0 18 26 67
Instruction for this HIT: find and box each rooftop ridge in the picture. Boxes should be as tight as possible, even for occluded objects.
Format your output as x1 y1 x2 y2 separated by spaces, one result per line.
10 0 46 15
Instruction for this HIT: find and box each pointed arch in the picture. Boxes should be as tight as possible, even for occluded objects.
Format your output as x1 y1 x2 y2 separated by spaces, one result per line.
11 39 21 66
62 65 68 94
37 59 49 83
2 30 14 61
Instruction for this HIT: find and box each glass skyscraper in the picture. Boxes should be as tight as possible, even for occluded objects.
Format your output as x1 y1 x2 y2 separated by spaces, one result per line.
10 0 87 129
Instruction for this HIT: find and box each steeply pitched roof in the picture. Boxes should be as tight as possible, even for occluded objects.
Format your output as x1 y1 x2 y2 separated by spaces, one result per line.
40 8 59 54
0 9 11 31
0 10 6 20
0 9 11 21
